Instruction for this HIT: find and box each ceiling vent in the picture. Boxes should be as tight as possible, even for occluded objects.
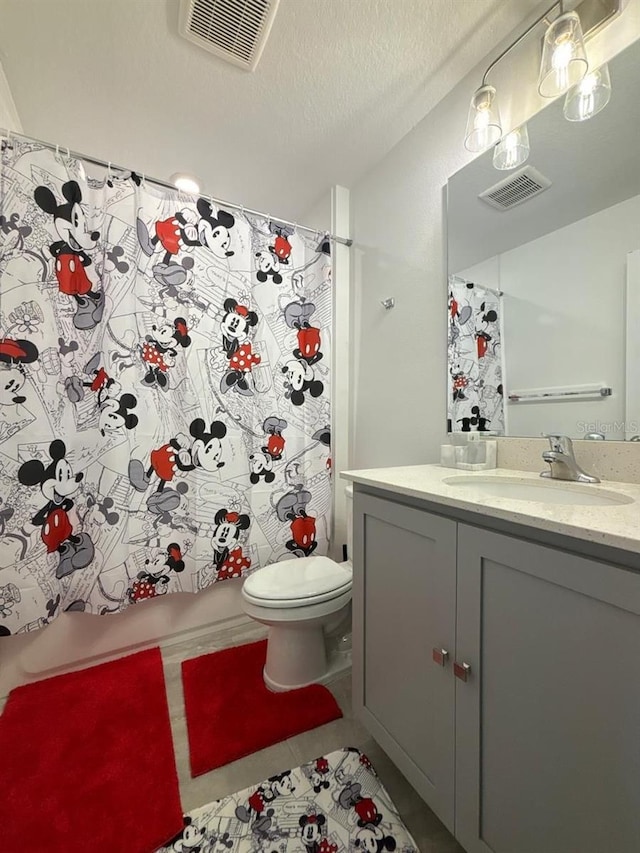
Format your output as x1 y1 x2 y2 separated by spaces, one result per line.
479 166 552 211
179 0 280 71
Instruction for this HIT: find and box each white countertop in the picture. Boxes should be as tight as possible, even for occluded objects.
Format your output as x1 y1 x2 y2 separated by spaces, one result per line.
341 465 640 554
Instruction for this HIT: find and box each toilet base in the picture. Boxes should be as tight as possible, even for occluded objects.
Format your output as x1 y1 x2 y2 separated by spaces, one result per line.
263 621 327 691
241 588 353 692
264 641 352 692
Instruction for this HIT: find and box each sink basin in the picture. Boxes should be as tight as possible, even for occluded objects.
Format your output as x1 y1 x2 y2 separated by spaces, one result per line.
442 476 634 507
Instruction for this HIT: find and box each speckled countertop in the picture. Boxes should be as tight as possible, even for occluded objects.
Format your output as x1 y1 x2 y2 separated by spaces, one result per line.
341 465 640 554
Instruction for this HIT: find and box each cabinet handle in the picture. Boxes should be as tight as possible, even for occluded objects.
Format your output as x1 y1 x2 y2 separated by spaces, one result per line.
454 661 471 682
432 648 449 666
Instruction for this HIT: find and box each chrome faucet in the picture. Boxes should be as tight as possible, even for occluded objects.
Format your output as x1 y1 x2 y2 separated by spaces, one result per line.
541 434 600 483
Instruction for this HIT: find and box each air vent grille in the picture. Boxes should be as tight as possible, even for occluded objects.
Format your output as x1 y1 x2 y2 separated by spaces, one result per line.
179 0 280 71
479 166 552 211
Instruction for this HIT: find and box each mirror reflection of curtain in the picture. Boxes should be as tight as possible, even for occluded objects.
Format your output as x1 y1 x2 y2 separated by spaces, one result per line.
447 277 504 433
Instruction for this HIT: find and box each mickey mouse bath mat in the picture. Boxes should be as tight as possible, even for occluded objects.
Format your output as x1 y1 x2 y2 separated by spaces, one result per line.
182 639 342 776
156 746 419 853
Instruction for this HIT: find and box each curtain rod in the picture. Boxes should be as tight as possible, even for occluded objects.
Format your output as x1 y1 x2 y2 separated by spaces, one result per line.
449 273 503 298
0 128 353 248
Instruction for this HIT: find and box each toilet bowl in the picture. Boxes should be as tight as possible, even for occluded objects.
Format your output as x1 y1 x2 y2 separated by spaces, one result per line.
241 555 352 691
241 485 354 691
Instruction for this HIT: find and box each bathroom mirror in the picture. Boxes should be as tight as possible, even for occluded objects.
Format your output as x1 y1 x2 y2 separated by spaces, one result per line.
446 38 640 440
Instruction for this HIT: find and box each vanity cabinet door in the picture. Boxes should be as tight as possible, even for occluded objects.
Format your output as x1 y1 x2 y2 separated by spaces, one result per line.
455 524 640 853
352 491 457 831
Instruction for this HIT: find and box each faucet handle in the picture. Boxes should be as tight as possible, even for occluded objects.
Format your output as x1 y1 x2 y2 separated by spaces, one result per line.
544 434 573 454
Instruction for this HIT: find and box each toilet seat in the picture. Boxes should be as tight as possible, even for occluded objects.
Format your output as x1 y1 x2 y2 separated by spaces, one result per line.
242 556 352 609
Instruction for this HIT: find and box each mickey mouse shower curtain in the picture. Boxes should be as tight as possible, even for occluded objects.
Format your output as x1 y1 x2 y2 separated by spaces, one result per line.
0 138 331 634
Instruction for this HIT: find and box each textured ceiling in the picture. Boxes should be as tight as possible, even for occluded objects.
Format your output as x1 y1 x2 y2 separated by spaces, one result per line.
0 0 541 222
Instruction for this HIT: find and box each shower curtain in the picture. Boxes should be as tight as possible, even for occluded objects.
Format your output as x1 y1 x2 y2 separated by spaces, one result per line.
447 277 504 433
0 138 332 634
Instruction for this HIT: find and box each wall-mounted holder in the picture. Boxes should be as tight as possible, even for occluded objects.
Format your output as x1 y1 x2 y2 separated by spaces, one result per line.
380 298 395 310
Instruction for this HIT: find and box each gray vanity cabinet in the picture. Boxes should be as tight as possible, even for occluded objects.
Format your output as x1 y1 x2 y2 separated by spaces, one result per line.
455 524 640 853
352 488 640 853
352 492 457 831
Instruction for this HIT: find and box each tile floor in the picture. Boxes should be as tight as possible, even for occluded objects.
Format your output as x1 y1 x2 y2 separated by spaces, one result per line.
161 618 464 853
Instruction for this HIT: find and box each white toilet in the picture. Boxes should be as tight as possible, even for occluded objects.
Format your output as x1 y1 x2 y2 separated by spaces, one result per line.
241 485 353 691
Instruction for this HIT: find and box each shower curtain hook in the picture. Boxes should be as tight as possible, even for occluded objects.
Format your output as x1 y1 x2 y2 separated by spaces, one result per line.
55 143 60 161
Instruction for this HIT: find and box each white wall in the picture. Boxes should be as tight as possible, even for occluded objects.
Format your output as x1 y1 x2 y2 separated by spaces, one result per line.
460 195 640 439
302 191 332 234
0 59 22 132
351 1 640 470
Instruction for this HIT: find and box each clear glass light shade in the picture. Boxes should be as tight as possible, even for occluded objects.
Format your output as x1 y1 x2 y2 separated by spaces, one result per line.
464 85 502 152
538 12 588 98
493 124 530 170
563 63 612 120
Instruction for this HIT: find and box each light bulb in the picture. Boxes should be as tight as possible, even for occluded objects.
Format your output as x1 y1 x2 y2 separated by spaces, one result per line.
499 134 519 169
473 108 491 146
538 12 588 98
551 39 574 93
493 124 530 170
464 85 502 152
564 63 612 121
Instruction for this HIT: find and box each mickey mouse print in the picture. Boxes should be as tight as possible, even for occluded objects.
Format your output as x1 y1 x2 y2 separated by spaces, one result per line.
447 277 504 434
0 137 332 634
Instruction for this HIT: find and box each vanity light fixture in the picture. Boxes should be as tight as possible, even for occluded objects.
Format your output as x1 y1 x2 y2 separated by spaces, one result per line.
463 1 563 153
538 11 588 98
463 0 620 152
563 62 612 120
493 123 530 170
170 172 201 193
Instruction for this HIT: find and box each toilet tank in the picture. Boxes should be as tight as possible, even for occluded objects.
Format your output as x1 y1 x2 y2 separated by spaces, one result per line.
345 483 353 563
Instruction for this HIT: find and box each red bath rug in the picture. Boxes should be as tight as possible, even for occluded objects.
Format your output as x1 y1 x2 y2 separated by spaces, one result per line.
182 639 343 776
0 648 183 853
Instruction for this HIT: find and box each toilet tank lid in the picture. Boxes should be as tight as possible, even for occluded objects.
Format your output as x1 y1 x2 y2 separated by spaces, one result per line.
243 556 352 600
